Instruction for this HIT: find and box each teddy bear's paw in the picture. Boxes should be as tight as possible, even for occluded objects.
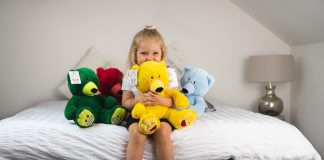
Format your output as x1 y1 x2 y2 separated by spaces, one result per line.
173 93 190 109
139 114 160 135
77 109 95 127
103 96 117 109
111 107 126 125
132 103 146 119
177 110 197 129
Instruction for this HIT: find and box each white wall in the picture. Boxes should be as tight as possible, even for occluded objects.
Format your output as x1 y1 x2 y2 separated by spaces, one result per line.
291 42 324 157
0 0 290 119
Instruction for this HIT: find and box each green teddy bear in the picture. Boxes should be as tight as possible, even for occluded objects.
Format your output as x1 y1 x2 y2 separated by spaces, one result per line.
64 67 126 128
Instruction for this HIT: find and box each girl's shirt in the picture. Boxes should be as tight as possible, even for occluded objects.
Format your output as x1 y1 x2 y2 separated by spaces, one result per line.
121 67 178 96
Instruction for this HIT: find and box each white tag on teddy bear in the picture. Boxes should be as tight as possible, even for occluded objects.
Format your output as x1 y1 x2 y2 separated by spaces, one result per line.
128 70 137 86
69 71 81 84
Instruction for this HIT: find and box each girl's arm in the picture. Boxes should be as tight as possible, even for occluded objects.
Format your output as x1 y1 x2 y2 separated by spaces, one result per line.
123 90 175 108
122 91 138 110
153 86 178 108
154 95 173 108
122 90 154 110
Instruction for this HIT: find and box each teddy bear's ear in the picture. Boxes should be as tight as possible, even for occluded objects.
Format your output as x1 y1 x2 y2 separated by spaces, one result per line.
184 66 192 72
131 65 140 71
96 67 104 75
207 74 215 87
160 61 167 67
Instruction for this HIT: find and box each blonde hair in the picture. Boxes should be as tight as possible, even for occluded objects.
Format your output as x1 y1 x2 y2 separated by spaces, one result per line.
127 25 167 69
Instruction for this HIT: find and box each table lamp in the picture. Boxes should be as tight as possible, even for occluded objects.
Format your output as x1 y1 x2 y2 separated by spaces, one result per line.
247 55 294 116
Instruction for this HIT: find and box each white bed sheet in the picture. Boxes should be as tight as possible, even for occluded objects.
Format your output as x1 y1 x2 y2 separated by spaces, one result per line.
0 101 321 160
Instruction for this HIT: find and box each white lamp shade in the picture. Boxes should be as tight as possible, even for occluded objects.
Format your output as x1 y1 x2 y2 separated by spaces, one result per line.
247 55 295 82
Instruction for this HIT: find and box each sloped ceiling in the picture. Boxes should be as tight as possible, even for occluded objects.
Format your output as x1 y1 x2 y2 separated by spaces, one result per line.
231 0 324 46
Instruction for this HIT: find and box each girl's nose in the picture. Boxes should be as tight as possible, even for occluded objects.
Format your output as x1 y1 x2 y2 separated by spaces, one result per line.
146 55 153 61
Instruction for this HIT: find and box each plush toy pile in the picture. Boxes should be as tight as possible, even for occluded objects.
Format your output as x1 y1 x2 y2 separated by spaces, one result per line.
131 61 197 134
180 67 215 116
97 67 124 105
64 67 126 128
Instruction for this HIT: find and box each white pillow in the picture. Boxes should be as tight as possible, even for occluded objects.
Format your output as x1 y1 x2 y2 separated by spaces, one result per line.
58 47 111 99
166 41 186 78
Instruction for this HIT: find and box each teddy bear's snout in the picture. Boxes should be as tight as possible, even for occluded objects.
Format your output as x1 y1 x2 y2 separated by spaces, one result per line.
155 87 163 93
182 83 195 95
83 82 99 96
111 83 122 96
182 88 189 94
150 79 164 93
91 88 98 94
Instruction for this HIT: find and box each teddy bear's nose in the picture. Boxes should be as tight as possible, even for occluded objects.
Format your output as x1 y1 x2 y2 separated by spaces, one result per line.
182 88 188 94
118 90 123 95
155 87 163 93
91 88 98 94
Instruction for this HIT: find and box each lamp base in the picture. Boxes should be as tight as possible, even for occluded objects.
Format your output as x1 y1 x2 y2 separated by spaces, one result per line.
258 83 283 116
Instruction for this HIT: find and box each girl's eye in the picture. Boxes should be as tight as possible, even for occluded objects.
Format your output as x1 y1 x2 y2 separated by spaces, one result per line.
153 52 160 55
140 52 147 55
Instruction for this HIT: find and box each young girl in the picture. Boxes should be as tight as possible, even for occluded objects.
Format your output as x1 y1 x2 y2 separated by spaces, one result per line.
122 25 178 160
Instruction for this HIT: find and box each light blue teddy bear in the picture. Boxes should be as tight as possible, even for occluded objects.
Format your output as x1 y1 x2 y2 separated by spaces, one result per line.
180 67 215 116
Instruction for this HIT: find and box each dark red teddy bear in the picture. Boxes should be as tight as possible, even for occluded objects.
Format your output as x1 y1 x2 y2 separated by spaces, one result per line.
97 67 124 105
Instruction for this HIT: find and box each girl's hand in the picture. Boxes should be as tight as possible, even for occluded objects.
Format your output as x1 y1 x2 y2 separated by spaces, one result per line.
150 94 163 106
150 93 173 108
137 92 173 107
136 92 156 106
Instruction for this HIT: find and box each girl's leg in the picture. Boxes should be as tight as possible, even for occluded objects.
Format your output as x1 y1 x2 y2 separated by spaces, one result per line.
127 123 147 160
153 122 174 160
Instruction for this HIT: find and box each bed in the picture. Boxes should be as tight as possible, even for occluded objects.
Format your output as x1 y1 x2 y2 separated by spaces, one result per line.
0 100 321 160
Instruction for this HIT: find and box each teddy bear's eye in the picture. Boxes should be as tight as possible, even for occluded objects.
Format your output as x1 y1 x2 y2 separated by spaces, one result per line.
158 75 160 78
193 81 196 84
151 76 153 79
188 78 190 81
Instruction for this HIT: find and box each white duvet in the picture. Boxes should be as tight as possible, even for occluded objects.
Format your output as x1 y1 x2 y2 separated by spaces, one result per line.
0 101 321 160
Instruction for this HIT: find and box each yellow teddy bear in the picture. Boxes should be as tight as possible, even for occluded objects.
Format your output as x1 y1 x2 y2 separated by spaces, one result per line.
131 61 197 134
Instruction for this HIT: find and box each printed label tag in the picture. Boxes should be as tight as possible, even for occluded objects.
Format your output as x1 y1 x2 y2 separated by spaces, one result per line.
128 70 137 85
87 115 94 126
69 71 81 84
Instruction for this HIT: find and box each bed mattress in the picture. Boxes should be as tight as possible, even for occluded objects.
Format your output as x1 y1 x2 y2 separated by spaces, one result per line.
0 101 321 160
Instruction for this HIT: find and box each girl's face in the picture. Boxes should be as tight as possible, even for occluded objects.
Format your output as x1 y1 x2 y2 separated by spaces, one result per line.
136 39 162 65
